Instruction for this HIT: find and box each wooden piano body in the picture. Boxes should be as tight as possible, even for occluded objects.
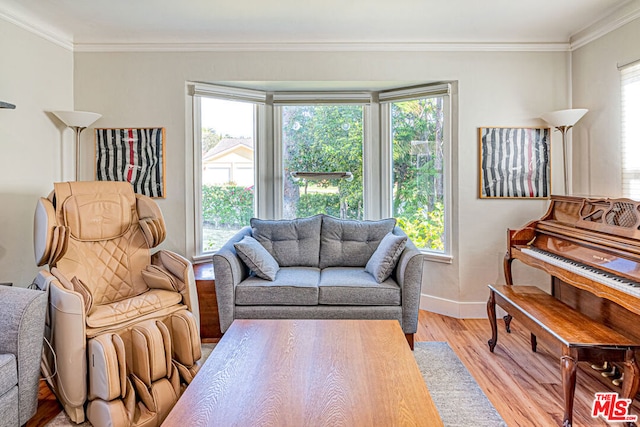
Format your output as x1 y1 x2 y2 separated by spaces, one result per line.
488 195 640 427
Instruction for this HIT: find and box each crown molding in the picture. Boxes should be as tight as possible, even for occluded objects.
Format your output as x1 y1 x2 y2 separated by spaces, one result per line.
73 41 571 53
0 9 73 51
570 0 640 50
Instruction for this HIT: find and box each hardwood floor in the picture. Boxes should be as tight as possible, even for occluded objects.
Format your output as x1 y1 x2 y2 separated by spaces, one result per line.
28 310 640 426
416 310 640 426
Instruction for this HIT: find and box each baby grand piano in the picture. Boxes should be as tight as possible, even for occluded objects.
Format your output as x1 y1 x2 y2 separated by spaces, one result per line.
488 195 640 427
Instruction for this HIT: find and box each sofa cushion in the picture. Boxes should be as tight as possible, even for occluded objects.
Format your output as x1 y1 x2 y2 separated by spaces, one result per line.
236 267 320 306
234 236 280 281
319 216 396 268
318 267 401 305
0 354 17 395
251 215 322 267
365 232 408 283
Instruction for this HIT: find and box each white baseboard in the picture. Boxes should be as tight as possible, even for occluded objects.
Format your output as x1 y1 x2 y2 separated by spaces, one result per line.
420 293 498 319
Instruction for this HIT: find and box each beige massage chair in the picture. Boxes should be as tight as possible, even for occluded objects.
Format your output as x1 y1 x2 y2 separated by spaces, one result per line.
33 181 201 427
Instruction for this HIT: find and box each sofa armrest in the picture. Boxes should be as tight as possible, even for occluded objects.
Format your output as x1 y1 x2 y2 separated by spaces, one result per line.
393 227 424 335
212 227 252 333
0 284 47 425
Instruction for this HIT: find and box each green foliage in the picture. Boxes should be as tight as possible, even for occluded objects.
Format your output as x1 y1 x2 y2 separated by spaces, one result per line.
391 97 445 251
296 193 341 218
282 105 364 220
202 97 446 252
202 185 253 228
396 202 445 251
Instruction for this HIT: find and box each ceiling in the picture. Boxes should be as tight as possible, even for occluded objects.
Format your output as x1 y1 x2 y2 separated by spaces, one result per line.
0 0 636 49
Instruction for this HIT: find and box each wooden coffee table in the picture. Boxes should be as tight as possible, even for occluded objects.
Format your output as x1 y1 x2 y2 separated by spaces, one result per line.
163 319 442 426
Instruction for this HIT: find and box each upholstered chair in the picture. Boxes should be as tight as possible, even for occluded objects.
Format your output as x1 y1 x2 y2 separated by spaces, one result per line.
0 286 47 427
33 181 201 427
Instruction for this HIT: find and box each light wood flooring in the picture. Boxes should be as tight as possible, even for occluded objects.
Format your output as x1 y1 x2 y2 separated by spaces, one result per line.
28 310 640 426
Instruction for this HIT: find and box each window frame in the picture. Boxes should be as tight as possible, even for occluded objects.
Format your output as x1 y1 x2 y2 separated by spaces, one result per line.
188 82 453 262
273 100 370 220
380 84 452 262
621 61 640 199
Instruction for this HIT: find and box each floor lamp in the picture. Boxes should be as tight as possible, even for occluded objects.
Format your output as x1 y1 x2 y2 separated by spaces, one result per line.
53 111 102 181
540 108 588 195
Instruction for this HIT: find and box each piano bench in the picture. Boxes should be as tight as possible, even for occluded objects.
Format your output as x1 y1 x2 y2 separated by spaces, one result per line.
487 284 640 427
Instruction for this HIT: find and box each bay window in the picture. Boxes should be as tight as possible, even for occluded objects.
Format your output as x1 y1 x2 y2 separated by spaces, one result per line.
189 82 452 261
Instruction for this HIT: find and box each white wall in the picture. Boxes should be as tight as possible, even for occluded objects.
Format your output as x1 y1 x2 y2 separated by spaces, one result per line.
572 18 640 197
74 49 566 316
0 20 73 287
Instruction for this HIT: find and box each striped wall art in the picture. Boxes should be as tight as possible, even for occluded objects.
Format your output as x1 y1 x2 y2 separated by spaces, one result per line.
479 127 550 199
95 128 166 198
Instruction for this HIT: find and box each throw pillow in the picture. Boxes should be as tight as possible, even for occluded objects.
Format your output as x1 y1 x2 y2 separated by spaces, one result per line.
365 232 407 283
234 236 280 281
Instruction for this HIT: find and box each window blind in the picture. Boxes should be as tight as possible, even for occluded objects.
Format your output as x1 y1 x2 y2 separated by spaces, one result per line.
621 61 640 199
272 91 372 105
188 82 267 104
379 83 450 103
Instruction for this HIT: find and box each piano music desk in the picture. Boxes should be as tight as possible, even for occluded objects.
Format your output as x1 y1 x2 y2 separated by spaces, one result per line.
487 284 640 427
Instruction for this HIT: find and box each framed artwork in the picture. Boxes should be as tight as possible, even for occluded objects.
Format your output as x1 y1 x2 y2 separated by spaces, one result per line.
479 127 550 199
95 128 166 198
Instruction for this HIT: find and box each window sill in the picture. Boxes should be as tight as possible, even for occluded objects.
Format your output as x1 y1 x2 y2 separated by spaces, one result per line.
421 251 453 264
192 254 214 264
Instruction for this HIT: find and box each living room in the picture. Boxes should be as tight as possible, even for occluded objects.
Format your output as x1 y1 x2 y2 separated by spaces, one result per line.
2 1 640 426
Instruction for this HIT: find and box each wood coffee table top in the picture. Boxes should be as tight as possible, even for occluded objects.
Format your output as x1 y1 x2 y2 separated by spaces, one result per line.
162 319 442 426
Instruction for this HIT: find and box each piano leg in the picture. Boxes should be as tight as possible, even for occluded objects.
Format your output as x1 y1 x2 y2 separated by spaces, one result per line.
487 290 498 352
504 314 513 333
621 349 640 427
531 333 537 352
561 347 578 427
503 251 514 287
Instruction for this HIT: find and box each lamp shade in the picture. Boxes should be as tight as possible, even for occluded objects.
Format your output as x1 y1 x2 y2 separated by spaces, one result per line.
52 110 101 128
540 108 588 127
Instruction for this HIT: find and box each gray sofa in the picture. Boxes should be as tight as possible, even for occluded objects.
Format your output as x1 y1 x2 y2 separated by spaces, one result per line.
213 215 424 347
0 286 47 427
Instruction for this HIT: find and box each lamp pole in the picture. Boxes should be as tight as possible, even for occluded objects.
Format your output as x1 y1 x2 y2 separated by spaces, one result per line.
556 125 572 196
540 109 588 196
72 126 88 181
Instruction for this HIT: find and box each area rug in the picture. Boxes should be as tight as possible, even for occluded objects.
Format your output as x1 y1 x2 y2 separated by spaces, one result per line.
414 341 507 427
47 341 503 426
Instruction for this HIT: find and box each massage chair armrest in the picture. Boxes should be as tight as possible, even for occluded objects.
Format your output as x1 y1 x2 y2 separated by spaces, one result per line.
393 227 424 335
151 250 200 332
36 270 89 413
212 226 252 333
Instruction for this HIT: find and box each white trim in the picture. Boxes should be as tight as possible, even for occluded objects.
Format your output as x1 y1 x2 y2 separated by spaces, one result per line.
272 106 284 219
422 252 453 264
364 97 380 219
420 294 488 319
72 41 572 53
0 9 73 51
191 96 204 258
185 88 197 261
570 0 640 50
